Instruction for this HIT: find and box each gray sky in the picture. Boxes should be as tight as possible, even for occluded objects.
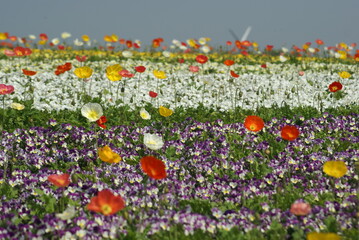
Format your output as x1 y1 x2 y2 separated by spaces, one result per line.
1 0 358 49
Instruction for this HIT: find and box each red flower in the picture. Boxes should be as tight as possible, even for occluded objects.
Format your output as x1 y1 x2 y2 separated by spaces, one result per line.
230 70 239 78
316 39 324 45
55 62 72 75
266 45 274 51
149 91 158 98
0 84 14 95
87 189 126 216
223 59 235 66
76 55 87 62
14 46 26 56
244 115 265 132
47 173 70 187
39 33 48 41
140 156 167 180
152 38 163 48
261 64 267 68
22 69 37 76
96 116 107 129
126 40 132 48
119 69 135 78
226 41 232 46
328 81 343 92
178 58 185 64
134 66 146 73
281 125 300 141
195 55 208 64
58 45 65 50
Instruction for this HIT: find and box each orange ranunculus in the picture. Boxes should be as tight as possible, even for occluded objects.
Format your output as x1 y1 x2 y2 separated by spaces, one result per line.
230 70 239 78
244 115 265 132
140 156 167 180
106 64 123 81
328 82 343 92
47 173 71 187
195 55 208 64
22 69 37 76
74 66 93 79
323 161 347 178
224 59 235 66
281 125 300 141
98 145 121 164
96 115 107 129
87 189 125 216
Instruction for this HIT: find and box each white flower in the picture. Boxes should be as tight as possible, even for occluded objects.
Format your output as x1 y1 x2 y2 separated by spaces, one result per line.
51 38 60 45
144 133 164 150
279 55 288 62
162 51 171 57
201 45 211 54
61 32 72 39
74 39 84 46
140 108 151 120
28 34 36 40
281 47 289 53
122 50 133 58
56 206 76 220
81 103 103 122
198 37 207 45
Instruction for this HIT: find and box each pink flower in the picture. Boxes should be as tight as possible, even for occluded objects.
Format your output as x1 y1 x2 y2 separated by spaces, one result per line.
0 84 14 95
299 71 305 76
290 201 311 216
4 49 16 57
119 69 135 78
189 65 200 73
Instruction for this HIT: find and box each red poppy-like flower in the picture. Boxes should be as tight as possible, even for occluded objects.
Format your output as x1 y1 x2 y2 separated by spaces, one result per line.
261 64 267 68
87 189 126 216
22 69 37 76
152 38 163 48
140 156 167 180
39 33 48 41
23 47 32 56
244 115 265 132
224 59 235 66
226 41 232 46
189 65 200 73
290 201 311 216
328 82 343 92
149 91 158 98
178 58 185 63
55 62 72 75
76 55 87 62
119 69 135 78
96 115 107 129
14 46 26 56
281 125 300 141
0 84 14 95
195 55 208 64
266 45 274 51
316 39 324 45
299 71 305 76
47 173 71 187
134 66 146 73
230 70 239 78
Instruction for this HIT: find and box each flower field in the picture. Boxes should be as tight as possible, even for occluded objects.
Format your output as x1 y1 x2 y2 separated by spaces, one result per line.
0 33 358 239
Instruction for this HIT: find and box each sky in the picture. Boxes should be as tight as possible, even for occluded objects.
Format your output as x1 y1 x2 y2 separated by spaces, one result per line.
1 0 358 49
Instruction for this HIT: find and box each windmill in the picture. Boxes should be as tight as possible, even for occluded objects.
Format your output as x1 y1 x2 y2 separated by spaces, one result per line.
229 26 252 42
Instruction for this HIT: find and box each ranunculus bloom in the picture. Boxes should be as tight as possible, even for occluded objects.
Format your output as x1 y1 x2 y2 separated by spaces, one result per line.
87 189 125 216
195 54 208 64
140 108 151 120
159 106 173 117
0 84 14 95
224 59 235 66
189 65 200 73
10 102 25 110
22 69 37 76
261 64 267 68
96 115 107 129
328 82 343 92
149 91 158 98
106 64 123 82
299 71 305 76
74 66 93 79
323 161 348 178
244 116 265 132
61 32 72 39
338 71 351 79
281 125 300 141
48 173 71 187
290 201 311 216
306 232 340 240
82 35 90 42
81 103 103 122
143 133 164 150
153 70 167 79
76 55 87 62
119 69 135 78
98 145 121 164
55 62 72 75
134 66 146 73
140 156 167 180
230 70 239 78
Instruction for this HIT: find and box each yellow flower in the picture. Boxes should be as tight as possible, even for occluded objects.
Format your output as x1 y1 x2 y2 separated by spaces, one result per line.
81 35 90 42
153 70 167 79
159 106 173 117
10 102 25 110
98 146 121 163
323 161 347 178
106 64 123 81
0 32 7 40
74 66 93 79
307 232 341 240
81 103 103 122
338 71 351 79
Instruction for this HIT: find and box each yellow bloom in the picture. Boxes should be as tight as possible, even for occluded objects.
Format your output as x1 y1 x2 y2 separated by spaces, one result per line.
82 35 90 42
98 146 121 164
10 102 25 110
74 66 93 79
38 40 47 45
0 32 7 40
153 70 167 79
338 71 351 79
106 64 123 81
307 232 341 240
159 106 173 117
323 161 347 178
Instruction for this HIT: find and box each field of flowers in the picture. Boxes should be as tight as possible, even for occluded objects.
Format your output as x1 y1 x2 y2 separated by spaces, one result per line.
0 33 358 239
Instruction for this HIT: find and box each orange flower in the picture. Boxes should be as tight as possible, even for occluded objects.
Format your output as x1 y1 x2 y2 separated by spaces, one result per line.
140 156 167 180
87 189 125 216
328 82 343 92
230 70 239 78
98 145 121 164
224 59 235 66
47 173 71 187
244 115 265 132
22 69 37 76
281 125 300 141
